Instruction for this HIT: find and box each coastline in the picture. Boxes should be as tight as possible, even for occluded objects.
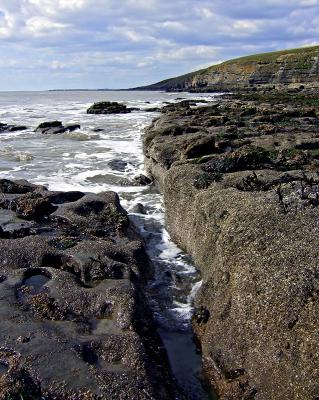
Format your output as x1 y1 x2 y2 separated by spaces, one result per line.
0 91 214 399
1 87 319 398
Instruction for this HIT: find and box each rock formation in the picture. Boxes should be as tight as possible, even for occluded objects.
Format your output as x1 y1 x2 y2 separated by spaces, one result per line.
35 121 80 134
0 123 27 133
143 92 319 399
87 102 133 114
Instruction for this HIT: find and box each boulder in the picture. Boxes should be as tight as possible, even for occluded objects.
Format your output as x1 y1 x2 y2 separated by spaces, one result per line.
0 122 27 133
86 101 132 114
133 174 153 186
0 179 45 194
35 121 81 134
130 203 147 214
108 159 128 172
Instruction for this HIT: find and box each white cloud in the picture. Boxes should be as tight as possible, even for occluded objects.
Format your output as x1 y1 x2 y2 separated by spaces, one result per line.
0 0 317 89
25 16 69 35
160 21 187 31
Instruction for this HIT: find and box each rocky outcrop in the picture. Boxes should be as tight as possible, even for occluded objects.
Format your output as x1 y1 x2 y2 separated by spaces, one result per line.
35 121 81 134
143 92 319 399
137 45 319 92
0 179 179 399
87 102 133 114
0 123 27 133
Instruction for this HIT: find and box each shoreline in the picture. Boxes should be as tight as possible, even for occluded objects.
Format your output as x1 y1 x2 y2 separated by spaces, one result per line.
0 93 214 399
1 88 319 398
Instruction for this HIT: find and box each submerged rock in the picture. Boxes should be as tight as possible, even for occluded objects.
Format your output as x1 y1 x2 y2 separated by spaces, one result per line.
131 203 147 214
35 121 81 134
108 159 128 172
0 122 27 133
133 174 153 186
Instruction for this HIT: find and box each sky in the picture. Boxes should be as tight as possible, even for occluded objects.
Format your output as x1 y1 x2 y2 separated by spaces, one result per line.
0 0 318 90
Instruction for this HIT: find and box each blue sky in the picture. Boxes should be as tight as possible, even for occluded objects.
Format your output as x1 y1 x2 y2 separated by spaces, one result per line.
0 0 318 90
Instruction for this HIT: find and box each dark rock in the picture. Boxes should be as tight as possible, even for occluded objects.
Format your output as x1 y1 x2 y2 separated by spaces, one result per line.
108 159 128 172
64 124 81 132
0 179 45 194
193 306 210 324
45 191 85 204
35 121 62 132
35 121 81 135
12 192 58 221
0 123 27 133
133 174 153 186
8 125 27 132
131 203 147 214
0 362 42 400
87 101 131 114
185 136 216 159
52 192 129 237
43 126 66 134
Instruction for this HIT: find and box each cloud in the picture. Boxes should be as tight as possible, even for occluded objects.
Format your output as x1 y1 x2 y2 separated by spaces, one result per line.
0 0 317 89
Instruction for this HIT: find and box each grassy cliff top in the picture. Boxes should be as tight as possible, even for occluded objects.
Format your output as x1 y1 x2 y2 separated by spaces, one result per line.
203 45 319 73
137 45 319 90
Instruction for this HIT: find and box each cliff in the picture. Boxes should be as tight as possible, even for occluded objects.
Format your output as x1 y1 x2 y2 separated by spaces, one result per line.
137 46 319 92
143 93 319 399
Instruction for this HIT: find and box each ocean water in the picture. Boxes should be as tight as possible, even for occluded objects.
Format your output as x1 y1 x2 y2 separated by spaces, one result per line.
0 90 217 399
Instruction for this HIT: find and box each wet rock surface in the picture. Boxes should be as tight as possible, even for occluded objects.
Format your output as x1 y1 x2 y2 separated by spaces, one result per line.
0 122 27 133
144 91 319 399
35 121 81 134
87 102 133 115
0 179 179 399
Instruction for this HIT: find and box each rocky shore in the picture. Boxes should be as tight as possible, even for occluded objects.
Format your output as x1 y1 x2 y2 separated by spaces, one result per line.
0 179 179 399
144 92 319 399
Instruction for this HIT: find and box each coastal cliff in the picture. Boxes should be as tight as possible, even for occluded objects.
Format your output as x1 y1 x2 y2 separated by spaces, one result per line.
137 46 319 92
143 93 319 399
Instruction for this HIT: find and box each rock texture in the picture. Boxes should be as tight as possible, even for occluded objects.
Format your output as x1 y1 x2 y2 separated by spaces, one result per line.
143 92 319 400
35 121 80 134
137 46 319 92
0 179 179 399
0 123 27 133
87 102 133 115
